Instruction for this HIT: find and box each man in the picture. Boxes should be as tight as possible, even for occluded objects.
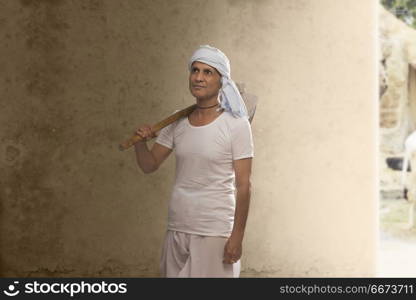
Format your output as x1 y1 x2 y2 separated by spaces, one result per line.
134 45 254 277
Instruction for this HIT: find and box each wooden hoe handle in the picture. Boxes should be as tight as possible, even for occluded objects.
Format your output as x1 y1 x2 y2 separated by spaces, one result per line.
118 104 197 151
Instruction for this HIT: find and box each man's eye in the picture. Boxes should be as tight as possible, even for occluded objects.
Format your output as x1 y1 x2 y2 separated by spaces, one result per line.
204 70 212 75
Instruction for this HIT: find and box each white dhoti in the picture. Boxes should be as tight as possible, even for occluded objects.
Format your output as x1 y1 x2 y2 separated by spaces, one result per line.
160 230 241 278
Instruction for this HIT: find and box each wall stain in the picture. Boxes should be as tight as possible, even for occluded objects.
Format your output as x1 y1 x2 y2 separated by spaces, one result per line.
24 267 75 277
1 0 70 276
21 0 69 98
5 146 21 163
1 154 69 276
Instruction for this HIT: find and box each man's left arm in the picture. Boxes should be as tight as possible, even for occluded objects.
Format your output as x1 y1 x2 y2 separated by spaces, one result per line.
223 157 252 264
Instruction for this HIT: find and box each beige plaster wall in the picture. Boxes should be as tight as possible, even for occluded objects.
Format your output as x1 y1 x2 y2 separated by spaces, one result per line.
0 0 378 277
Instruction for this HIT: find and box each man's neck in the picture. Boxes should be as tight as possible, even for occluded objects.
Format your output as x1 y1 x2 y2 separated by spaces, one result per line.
194 97 221 118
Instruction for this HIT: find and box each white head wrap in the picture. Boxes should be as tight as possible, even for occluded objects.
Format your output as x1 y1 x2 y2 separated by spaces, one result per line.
188 45 248 118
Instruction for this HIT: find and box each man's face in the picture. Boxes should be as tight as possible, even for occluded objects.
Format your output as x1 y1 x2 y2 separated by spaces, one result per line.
189 61 222 101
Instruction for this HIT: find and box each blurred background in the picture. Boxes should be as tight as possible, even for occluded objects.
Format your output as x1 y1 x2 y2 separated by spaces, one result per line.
379 0 416 277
